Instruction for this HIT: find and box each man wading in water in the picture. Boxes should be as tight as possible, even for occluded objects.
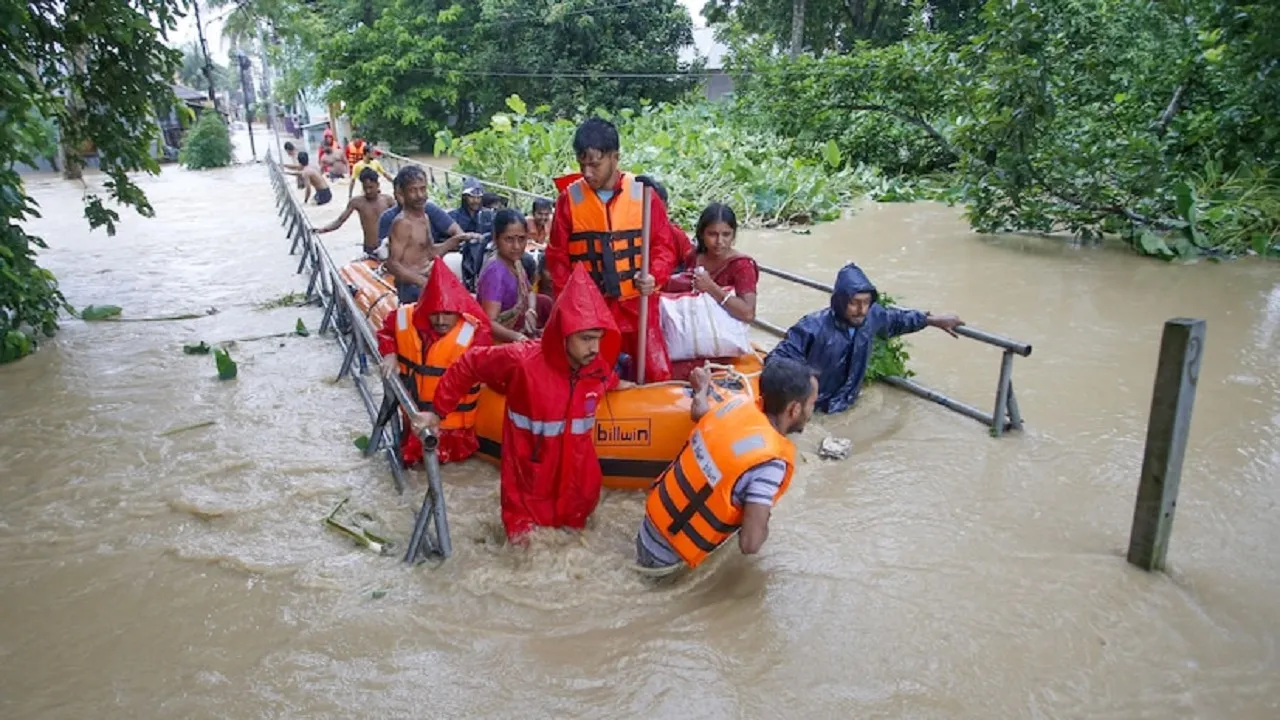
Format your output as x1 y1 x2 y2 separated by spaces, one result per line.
387 166 464 303
283 151 333 206
315 168 395 258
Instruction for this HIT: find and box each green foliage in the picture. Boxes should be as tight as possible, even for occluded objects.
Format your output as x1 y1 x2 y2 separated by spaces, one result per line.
2 0 183 364
867 293 912 382
79 304 123 321
440 100 859 228
177 41 233 93
180 112 235 169
704 0 984 53
294 318 309 336
727 0 1280 259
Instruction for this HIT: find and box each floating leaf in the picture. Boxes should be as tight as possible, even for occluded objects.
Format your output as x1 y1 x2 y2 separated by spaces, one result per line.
214 348 238 380
295 318 309 337
371 589 388 600
80 304 123 321
183 341 211 355
1137 230 1173 258
353 435 370 452
255 291 308 310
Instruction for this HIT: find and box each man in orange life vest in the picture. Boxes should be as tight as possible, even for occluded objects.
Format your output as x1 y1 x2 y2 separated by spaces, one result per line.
415 266 631 541
345 135 367 169
376 257 492 465
545 117 677 382
635 357 818 571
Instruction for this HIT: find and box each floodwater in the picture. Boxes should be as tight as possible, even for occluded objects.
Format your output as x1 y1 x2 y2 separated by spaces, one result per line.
3 131 1278 718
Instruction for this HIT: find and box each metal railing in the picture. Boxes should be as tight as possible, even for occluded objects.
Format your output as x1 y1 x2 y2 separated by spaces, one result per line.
754 264 1030 436
377 150 552 211
267 155 452 563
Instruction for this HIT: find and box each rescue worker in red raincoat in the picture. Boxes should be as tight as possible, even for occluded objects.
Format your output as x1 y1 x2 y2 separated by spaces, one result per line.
416 266 626 541
376 258 492 465
546 117 677 383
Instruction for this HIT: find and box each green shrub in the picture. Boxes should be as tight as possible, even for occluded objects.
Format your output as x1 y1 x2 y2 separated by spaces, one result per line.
179 112 233 169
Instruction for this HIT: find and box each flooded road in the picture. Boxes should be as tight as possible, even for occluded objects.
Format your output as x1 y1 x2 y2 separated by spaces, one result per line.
2 137 1278 718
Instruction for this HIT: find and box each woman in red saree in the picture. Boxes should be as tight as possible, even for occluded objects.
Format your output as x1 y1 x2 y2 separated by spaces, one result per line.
662 203 758 380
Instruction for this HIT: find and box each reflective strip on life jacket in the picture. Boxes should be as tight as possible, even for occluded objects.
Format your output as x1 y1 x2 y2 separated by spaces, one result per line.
644 398 796 568
394 304 482 429
566 174 646 299
506 409 595 437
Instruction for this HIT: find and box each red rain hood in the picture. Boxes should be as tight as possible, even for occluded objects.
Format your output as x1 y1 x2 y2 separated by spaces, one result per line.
541 265 620 373
413 258 487 341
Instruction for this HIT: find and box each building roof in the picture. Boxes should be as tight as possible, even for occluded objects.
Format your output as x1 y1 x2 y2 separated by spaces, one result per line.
171 84 210 103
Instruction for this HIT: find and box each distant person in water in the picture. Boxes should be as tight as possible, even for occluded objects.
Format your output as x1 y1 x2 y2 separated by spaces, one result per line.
316 168 395 257
283 151 332 206
348 146 393 200
766 262 965 413
283 141 305 189
386 166 465 303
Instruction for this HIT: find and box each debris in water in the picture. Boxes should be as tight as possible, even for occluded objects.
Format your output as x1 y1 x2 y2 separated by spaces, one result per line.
818 437 852 460
79 304 123 321
255 291 309 309
353 435 370 452
371 589 388 600
214 348 238 380
183 341 212 355
323 499 394 556
295 318 309 337
159 420 216 437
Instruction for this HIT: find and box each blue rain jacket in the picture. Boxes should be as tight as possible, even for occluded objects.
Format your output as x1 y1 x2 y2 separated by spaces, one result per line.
766 263 927 414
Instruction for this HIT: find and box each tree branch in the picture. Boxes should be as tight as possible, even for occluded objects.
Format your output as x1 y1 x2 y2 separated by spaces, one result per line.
836 102 957 158
1153 84 1184 137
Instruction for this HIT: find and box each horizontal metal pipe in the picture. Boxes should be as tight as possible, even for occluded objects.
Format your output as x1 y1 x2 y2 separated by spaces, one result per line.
380 150 549 204
756 263 1032 357
880 376 995 426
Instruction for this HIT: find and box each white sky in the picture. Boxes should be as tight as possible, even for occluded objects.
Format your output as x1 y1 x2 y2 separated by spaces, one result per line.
170 0 726 71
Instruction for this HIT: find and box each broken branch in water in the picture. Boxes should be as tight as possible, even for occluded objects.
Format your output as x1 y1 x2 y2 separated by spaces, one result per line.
323 499 393 555
79 304 219 322
159 420 217 437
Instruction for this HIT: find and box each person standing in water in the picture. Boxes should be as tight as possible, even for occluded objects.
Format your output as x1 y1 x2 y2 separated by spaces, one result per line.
635 357 817 572
282 151 332 206
545 117 678 382
315 168 395 257
767 262 965 414
386 166 465 303
347 146 393 200
416 266 632 542
476 209 553 343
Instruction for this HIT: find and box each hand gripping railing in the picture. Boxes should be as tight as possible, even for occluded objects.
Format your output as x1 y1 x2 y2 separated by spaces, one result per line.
267 155 451 562
754 264 1031 436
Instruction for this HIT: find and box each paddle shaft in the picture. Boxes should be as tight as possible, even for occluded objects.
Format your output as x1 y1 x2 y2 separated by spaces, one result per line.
636 186 653 385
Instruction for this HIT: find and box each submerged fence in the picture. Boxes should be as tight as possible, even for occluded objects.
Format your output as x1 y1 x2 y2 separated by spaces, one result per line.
267 155 451 564
374 150 1033 435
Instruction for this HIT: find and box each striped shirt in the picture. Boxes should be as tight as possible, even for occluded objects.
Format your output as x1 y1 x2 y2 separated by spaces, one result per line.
635 460 788 568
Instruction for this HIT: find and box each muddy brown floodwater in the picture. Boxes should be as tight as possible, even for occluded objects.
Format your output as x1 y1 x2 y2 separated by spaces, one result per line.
2 135 1278 718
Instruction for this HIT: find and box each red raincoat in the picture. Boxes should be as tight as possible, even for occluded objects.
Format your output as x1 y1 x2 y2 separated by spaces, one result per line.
546 172 675 382
432 266 621 540
377 258 492 465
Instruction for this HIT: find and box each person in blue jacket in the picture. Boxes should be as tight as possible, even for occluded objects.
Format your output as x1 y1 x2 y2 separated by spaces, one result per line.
766 262 965 414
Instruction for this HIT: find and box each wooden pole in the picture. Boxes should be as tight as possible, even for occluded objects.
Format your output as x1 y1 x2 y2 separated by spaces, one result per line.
1127 318 1206 572
636 186 653 385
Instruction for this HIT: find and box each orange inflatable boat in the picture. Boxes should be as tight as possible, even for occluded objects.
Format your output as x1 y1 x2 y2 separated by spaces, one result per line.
338 259 398 329
339 258 763 490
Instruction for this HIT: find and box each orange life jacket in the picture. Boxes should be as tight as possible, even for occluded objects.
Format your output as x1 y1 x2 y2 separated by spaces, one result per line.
345 140 366 167
566 172 645 299
644 396 796 568
394 304 482 430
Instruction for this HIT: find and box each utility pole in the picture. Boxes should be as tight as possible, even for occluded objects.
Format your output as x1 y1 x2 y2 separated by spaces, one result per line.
193 0 220 111
257 28 284 160
236 51 257 161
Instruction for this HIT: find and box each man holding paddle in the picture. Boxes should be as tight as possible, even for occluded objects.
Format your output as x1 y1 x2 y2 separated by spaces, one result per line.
545 117 678 382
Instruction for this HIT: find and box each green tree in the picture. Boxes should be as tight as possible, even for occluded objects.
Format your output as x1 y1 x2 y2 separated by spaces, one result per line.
178 41 234 92
704 0 983 54
2 0 183 363
180 112 235 168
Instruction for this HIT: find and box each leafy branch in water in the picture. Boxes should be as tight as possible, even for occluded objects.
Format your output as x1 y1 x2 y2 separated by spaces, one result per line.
867 292 912 383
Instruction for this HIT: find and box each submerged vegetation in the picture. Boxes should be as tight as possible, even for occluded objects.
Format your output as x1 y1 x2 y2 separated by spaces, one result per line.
179 113 234 170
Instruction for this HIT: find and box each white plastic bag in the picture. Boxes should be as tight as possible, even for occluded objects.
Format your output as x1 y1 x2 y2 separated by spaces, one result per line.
659 292 752 361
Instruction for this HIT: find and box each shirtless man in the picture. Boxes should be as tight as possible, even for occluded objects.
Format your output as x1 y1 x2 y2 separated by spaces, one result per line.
387 166 465 303
315 168 395 257
283 151 333 206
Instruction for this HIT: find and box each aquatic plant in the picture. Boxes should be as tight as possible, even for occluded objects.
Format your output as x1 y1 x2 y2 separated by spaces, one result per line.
179 113 234 170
